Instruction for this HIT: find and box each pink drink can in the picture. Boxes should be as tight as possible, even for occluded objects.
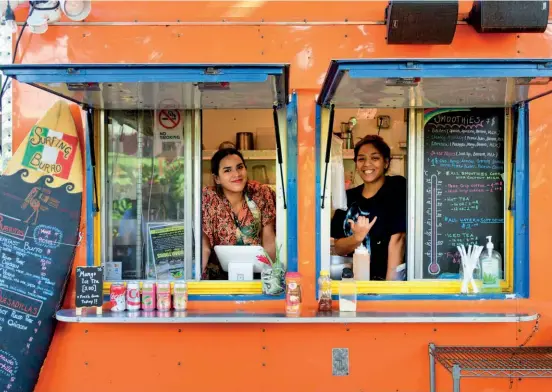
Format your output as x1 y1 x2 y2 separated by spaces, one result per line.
157 282 171 311
173 282 188 311
141 282 157 311
109 283 126 312
126 282 141 311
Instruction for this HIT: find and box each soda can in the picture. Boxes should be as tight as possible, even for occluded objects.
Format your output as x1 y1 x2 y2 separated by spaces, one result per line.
141 281 156 311
157 282 171 311
110 282 126 312
173 282 188 311
126 282 141 311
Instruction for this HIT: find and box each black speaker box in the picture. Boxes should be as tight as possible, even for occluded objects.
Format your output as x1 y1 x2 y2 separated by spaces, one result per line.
386 1 459 45
468 1 549 33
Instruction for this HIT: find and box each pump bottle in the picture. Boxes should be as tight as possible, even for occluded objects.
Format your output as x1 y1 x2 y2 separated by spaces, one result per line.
479 236 502 288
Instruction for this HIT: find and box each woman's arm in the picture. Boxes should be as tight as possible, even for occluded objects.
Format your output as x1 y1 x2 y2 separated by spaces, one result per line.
334 216 377 256
334 236 363 256
202 232 212 272
386 232 406 280
262 223 277 262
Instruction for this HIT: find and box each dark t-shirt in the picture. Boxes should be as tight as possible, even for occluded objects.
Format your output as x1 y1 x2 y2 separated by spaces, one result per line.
331 175 407 280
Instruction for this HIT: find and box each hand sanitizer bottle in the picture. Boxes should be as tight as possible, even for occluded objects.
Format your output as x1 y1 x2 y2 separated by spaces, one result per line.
479 236 502 288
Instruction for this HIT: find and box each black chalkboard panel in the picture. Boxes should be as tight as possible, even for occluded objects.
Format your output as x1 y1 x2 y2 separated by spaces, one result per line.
75 267 103 308
422 108 505 278
0 169 81 392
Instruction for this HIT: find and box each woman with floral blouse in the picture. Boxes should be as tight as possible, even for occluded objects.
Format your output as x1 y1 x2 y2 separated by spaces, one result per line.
202 148 277 280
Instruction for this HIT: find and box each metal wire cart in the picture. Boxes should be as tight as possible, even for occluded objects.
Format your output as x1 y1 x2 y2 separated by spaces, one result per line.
429 344 552 392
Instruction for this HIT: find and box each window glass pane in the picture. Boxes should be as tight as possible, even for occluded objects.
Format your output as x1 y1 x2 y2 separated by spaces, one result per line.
326 107 508 285
200 109 280 281
329 109 408 281
105 110 192 281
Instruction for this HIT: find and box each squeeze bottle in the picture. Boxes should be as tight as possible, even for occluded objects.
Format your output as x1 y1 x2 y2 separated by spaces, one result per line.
353 244 370 281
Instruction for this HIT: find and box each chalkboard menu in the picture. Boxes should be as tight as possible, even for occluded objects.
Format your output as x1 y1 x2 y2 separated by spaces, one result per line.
75 267 104 309
0 101 83 392
423 108 505 278
0 170 82 392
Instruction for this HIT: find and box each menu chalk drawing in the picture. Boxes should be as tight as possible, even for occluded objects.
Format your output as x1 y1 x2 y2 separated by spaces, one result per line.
0 100 82 392
422 108 505 278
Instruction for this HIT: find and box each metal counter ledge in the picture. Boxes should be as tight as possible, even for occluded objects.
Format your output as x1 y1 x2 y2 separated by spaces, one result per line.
56 309 539 324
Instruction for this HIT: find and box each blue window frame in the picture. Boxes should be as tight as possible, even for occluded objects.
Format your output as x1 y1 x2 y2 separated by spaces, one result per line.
1 64 297 301
315 59 552 300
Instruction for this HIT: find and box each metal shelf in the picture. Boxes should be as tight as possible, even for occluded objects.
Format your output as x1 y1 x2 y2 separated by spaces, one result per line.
431 345 552 378
430 341 552 392
202 149 276 161
56 309 537 324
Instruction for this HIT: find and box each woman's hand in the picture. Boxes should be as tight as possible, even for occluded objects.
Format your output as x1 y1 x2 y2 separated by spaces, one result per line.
348 216 377 243
201 233 212 275
334 216 377 256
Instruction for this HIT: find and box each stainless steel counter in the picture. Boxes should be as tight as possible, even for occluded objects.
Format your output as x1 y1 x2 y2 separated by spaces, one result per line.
56 309 538 324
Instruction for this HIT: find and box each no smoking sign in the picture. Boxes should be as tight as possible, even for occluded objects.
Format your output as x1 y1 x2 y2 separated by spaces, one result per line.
158 109 181 129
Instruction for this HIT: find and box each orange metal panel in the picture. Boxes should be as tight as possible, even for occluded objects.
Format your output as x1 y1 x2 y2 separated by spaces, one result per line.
35 322 531 392
5 4 552 390
12 1 552 23
9 25 552 93
13 1 481 23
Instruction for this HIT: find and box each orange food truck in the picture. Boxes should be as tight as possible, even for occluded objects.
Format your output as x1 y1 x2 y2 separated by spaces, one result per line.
1 1 552 392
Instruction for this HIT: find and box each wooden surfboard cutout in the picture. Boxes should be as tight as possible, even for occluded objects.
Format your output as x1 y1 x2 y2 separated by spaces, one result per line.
0 100 83 392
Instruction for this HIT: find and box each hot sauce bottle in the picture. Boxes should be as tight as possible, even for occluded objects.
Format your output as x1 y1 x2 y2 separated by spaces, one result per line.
285 272 302 315
317 270 333 312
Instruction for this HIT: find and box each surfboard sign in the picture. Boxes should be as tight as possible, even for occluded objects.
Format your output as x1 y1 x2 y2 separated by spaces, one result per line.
0 101 83 392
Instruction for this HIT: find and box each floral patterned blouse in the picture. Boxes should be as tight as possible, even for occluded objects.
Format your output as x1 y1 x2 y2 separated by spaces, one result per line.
202 180 276 279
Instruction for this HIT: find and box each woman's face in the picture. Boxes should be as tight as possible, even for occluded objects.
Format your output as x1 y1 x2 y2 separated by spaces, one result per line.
355 143 388 184
215 154 248 193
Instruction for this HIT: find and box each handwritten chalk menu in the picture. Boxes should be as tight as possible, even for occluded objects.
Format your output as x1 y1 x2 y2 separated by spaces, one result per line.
148 223 185 280
75 267 103 308
423 108 505 278
0 101 82 392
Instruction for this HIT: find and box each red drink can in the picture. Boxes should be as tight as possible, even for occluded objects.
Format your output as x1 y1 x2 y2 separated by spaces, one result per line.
157 282 171 311
141 282 156 311
126 282 141 311
110 282 126 312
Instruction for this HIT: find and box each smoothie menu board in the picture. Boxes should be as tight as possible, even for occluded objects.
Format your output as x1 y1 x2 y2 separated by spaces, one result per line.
0 101 82 392
422 108 505 278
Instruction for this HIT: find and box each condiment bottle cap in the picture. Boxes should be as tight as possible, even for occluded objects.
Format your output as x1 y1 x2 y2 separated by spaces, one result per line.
355 244 369 255
342 268 354 279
